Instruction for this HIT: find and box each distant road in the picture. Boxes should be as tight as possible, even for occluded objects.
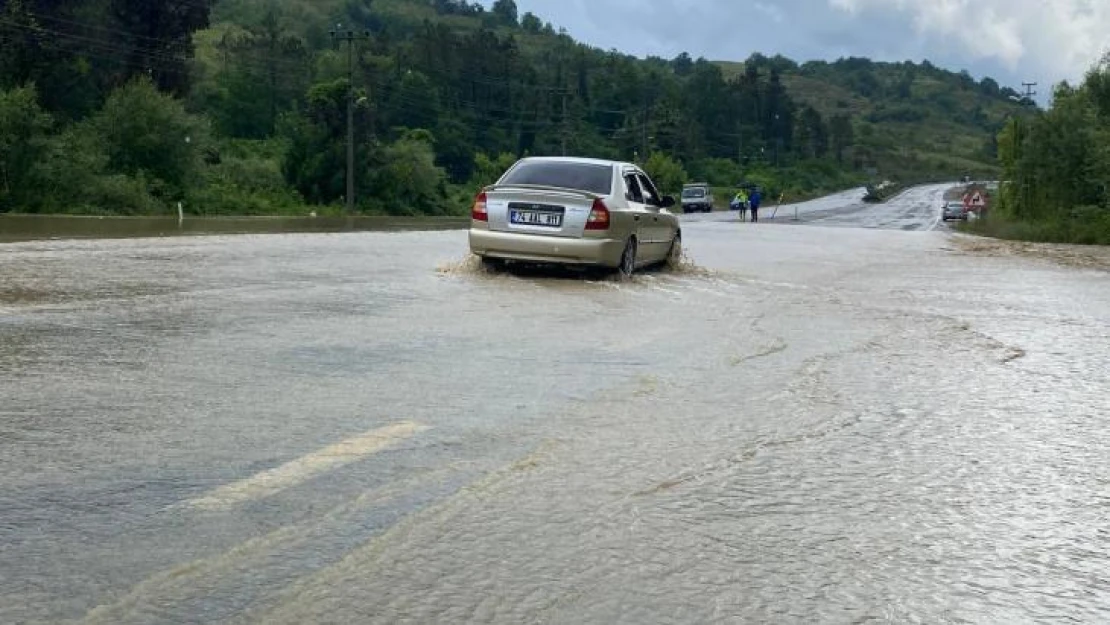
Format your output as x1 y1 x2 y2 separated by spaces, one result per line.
683 184 950 231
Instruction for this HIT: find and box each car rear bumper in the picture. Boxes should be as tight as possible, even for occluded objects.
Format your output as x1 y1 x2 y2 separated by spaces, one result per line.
469 229 625 267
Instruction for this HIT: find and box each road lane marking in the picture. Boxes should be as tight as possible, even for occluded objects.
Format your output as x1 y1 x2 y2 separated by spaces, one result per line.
83 465 457 624
186 421 430 511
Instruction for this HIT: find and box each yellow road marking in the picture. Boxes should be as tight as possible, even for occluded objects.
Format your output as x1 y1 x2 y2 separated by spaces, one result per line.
187 421 430 511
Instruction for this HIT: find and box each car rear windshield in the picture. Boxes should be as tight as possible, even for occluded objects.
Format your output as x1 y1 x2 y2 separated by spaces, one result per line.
682 188 706 198
499 162 613 195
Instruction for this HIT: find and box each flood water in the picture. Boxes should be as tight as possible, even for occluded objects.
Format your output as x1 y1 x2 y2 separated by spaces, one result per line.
0 213 468 243
2 185 1108 623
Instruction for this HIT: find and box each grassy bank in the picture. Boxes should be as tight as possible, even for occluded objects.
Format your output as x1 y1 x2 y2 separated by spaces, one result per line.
960 211 1110 246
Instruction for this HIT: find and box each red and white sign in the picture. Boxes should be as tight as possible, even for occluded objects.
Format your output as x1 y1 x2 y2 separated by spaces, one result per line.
963 190 988 211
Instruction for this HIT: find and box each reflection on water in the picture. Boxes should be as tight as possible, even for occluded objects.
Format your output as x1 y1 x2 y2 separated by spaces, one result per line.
0 214 468 243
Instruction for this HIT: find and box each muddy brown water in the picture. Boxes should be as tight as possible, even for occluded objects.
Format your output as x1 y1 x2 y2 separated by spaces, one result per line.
0 214 468 243
2 186 1108 623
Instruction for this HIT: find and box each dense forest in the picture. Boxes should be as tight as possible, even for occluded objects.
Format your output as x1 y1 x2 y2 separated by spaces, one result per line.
1 0 1029 216
987 55 1110 244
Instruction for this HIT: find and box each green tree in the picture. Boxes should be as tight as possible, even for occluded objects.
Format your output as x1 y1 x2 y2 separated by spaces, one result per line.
520 11 542 33
109 0 216 96
280 79 355 204
795 105 828 159
0 0 104 118
997 58 1110 229
829 114 854 164
366 133 449 215
205 4 309 137
434 117 479 183
644 151 687 194
1086 54 1110 119
0 0 48 89
471 151 517 188
996 115 1025 215
385 70 440 132
0 85 53 211
91 77 209 199
491 0 519 25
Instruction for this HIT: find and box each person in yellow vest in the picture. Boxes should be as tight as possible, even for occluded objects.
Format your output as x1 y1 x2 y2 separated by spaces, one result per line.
734 189 749 221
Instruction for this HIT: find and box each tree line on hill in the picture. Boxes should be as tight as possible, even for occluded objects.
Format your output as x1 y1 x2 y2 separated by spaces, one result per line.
0 0 1030 218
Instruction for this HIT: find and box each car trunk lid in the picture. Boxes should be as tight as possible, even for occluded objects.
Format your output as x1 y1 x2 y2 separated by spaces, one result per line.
483 185 601 238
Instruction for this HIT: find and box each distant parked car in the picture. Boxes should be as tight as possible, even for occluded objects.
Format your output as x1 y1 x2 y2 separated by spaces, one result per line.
468 157 682 277
942 201 968 221
680 183 714 213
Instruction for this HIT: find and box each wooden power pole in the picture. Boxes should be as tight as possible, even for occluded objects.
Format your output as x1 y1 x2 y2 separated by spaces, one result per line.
330 26 370 213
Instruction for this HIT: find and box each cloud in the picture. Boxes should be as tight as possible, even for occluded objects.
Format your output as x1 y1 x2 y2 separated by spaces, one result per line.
753 2 787 23
503 0 1108 92
828 0 1110 82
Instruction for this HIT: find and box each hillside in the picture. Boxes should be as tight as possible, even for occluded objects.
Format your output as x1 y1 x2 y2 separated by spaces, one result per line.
719 56 1027 182
0 0 1029 215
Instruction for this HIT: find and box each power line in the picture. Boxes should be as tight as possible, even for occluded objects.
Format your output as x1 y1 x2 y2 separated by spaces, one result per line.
3 12 786 159
5 11 646 115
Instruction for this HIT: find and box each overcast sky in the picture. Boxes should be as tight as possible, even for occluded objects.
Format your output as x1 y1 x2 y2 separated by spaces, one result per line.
495 0 1109 101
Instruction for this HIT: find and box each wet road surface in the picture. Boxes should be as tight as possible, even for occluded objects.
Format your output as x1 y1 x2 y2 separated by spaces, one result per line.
2 186 1108 623
684 184 947 231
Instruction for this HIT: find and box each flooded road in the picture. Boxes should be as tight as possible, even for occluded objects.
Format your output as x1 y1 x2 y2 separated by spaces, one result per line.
2 186 1108 623
0 213 468 244
684 184 947 231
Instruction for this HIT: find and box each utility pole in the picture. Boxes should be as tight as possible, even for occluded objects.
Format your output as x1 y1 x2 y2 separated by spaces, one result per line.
773 113 781 167
1021 82 1038 100
561 91 568 156
330 26 370 213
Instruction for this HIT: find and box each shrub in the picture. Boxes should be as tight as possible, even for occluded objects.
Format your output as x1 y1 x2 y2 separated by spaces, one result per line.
0 85 52 211
91 77 210 199
644 151 687 195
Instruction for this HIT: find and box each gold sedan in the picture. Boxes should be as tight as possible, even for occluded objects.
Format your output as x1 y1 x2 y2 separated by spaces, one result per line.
468 157 682 276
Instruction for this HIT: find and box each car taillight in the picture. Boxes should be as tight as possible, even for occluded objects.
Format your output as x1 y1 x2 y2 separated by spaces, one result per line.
471 192 488 221
585 198 610 230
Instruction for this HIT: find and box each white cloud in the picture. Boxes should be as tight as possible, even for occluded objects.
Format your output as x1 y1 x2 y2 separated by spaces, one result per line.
753 2 787 23
503 0 1105 97
828 0 1110 83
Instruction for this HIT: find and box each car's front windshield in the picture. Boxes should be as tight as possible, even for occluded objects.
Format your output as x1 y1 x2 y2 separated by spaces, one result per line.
682 188 705 198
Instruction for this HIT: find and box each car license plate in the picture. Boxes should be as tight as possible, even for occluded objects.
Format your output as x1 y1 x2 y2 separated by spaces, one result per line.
511 210 562 227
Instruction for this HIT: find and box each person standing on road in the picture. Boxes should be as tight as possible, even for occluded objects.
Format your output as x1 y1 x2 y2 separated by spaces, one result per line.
749 188 762 222
735 189 749 221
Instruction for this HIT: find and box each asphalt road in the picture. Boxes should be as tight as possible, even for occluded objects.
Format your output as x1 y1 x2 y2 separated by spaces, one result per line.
2 186 1108 623
683 184 949 230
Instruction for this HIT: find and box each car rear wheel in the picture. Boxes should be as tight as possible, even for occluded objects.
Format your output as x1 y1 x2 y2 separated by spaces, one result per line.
618 237 637 278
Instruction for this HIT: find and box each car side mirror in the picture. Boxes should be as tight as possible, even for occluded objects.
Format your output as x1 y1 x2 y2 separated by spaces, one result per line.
660 195 676 208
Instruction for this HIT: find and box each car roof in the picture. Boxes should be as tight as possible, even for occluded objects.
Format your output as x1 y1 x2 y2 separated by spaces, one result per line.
516 156 632 169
